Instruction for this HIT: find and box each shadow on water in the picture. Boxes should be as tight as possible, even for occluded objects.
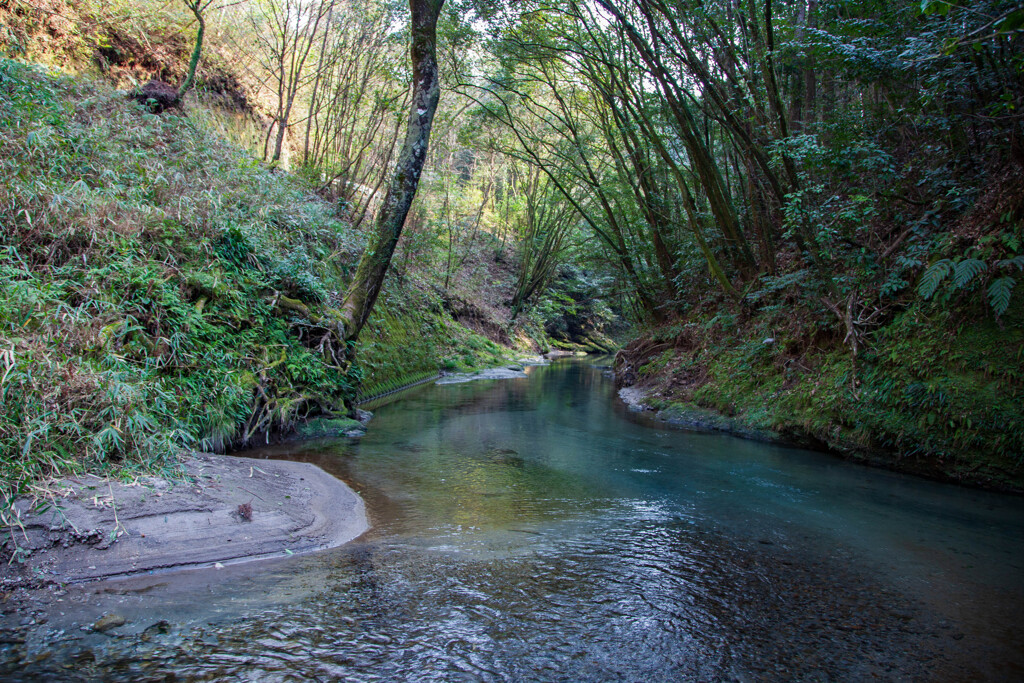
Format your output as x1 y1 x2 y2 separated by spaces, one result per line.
4 360 1023 681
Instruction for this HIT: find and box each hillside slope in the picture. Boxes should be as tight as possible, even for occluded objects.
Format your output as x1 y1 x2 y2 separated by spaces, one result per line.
0 60 516 507
617 224 1024 491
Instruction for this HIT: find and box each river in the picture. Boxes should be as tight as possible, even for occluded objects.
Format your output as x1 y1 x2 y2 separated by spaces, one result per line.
4 359 1023 681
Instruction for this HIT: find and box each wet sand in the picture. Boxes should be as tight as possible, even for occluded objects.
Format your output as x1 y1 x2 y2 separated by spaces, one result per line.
1 453 368 585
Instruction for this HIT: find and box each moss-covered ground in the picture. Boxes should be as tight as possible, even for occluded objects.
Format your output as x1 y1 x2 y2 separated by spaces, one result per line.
622 298 1024 490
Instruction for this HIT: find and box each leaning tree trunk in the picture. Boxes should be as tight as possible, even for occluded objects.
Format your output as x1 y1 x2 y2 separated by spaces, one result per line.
339 0 445 342
178 1 207 100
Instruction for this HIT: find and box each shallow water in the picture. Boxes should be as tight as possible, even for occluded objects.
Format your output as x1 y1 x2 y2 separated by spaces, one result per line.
4 360 1024 681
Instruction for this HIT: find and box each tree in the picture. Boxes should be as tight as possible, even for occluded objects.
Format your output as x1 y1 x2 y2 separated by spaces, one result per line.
510 164 577 319
247 0 336 164
339 0 447 342
178 0 215 99
299 0 408 229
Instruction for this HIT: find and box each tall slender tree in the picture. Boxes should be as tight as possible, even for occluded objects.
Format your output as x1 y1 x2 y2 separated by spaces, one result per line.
178 0 215 99
340 0 447 342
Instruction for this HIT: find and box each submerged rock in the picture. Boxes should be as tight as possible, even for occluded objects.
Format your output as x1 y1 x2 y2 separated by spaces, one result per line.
436 367 528 384
297 417 366 438
92 614 126 633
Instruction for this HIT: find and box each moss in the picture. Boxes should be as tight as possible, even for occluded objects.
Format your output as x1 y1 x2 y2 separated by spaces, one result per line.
630 299 1024 490
355 282 513 399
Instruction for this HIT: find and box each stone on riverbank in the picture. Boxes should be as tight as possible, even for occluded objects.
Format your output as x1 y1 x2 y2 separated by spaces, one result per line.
618 386 782 443
91 614 126 633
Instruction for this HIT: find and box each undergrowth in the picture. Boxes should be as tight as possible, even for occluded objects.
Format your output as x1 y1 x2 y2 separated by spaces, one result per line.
631 297 1024 488
0 60 531 519
356 278 511 400
0 60 360 511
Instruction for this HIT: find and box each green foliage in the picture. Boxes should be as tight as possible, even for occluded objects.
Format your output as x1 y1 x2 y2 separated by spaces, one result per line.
918 259 954 300
919 1 956 17
994 9 1024 34
0 60 358 509
650 300 1023 487
988 277 1016 316
746 270 811 304
525 266 620 351
919 254 1022 316
953 258 987 289
354 277 511 401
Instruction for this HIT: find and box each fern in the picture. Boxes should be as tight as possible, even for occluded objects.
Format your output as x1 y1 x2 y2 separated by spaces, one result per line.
999 255 1024 272
952 258 987 289
988 276 1016 316
918 259 952 299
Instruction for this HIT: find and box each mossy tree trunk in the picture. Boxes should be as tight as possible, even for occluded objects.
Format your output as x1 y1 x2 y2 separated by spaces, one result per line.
178 0 212 100
339 0 446 342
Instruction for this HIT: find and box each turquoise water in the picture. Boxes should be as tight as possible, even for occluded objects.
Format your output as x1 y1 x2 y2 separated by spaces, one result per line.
5 360 1023 680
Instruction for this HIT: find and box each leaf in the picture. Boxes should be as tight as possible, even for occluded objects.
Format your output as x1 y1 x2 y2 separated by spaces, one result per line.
920 0 954 16
995 9 1024 34
987 276 1016 316
999 255 1024 272
918 259 952 299
952 258 986 289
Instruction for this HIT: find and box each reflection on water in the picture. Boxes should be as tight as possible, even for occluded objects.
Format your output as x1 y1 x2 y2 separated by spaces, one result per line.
4 361 1023 681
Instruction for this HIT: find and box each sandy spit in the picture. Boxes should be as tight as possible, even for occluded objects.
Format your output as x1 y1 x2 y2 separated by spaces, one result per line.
2 453 368 585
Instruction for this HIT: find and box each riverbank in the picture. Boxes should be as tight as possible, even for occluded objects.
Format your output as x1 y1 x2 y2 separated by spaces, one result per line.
0 60 569 522
1 359 554 587
1 453 367 587
618 385 786 444
4 359 1021 681
616 378 1024 494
